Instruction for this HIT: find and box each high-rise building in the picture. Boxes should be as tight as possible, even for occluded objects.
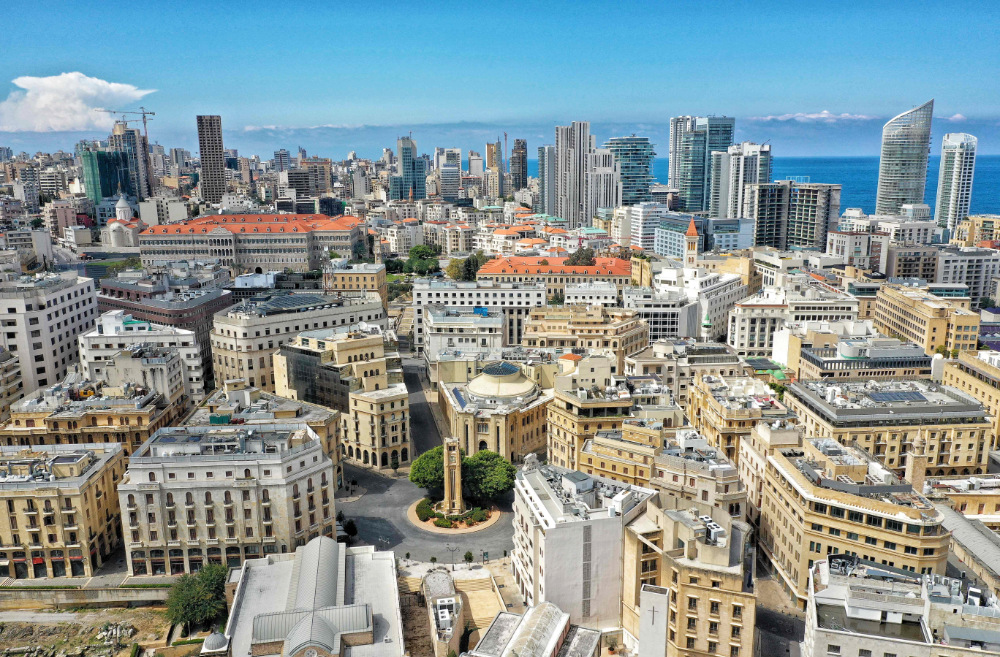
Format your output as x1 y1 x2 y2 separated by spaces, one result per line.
555 121 595 227
935 132 977 233
273 148 290 172
196 115 225 204
538 145 556 215
108 121 151 200
510 138 528 191
587 148 622 212
439 163 460 201
485 139 502 170
875 100 934 215
388 136 426 200
604 135 655 205
668 115 735 212
709 142 772 218
80 148 130 203
467 151 484 177
742 180 840 250
433 147 461 170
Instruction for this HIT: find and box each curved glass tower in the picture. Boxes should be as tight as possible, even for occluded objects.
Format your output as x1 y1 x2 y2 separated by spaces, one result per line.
875 100 933 216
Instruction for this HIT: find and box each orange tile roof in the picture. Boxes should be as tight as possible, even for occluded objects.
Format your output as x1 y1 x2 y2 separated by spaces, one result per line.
477 256 631 276
140 214 362 236
560 353 583 361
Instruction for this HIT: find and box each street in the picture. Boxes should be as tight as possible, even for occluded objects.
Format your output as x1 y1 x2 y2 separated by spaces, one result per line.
402 358 444 457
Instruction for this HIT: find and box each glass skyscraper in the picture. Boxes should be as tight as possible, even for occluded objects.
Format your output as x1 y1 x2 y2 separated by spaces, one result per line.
389 136 426 200
668 116 735 212
604 135 655 205
935 132 977 233
80 148 133 204
875 100 933 216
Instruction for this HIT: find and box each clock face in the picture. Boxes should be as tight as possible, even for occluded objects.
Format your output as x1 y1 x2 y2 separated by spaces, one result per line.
304 650 318 657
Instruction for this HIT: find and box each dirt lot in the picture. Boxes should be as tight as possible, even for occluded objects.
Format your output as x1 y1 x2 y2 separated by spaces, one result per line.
400 603 435 657
0 606 170 654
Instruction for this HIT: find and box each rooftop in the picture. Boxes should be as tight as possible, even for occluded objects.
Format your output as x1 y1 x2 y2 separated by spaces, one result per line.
224 292 375 318
12 374 161 416
0 444 122 490
186 382 337 427
132 424 320 461
468 603 600 657
699 375 792 415
477 256 631 277
515 463 654 528
788 379 987 423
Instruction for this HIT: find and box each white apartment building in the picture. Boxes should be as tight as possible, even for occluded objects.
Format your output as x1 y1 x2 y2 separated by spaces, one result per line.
564 281 619 306
838 207 936 245
119 423 336 576
709 142 772 219
423 305 506 382
80 310 207 403
627 266 746 341
727 275 859 357
512 463 653 630
412 279 546 352
628 203 669 251
935 246 1000 307
936 133 977 234
0 272 97 394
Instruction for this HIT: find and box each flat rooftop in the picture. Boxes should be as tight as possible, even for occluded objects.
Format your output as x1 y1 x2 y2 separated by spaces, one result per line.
134 424 316 460
0 444 121 490
699 376 792 415
516 464 653 527
789 379 987 423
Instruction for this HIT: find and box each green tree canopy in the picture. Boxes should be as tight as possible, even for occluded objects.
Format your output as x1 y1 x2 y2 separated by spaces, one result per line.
565 247 596 266
463 450 517 501
409 244 439 260
409 445 446 490
166 566 227 632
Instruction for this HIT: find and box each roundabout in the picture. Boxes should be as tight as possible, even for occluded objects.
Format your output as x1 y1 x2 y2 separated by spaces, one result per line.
405 499 504 534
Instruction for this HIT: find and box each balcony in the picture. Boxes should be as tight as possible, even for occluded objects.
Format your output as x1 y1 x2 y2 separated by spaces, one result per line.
223 500 234 508
23 508 38 516
261 499 271 507
263 536 276 543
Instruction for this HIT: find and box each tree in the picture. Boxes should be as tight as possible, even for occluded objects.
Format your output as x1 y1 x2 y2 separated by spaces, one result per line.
165 567 227 633
462 450 516 501
446 259 464 280
464 551 474 565
30 218 43 229
951 349 960 358
390 453 400 474
565 247 596 266
352 240 369 260
430 556 438 564
343 519 358 539
409 446 446 491
935 345 950 356
981 297 997 308
409 244 439 260
329 250 340 259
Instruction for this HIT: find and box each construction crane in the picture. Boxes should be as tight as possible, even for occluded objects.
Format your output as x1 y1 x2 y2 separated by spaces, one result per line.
94 107 155 141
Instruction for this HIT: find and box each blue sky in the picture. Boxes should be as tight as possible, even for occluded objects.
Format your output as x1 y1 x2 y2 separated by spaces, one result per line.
2 1 999 158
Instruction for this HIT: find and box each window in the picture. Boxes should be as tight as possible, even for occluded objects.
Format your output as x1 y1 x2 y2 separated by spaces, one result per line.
688 597 698 610
687 638 696 650
688 617 697 630
859 651 871 657
827 646 841 655
710 601 720 615
708 642 717 653
730 648 740 657
732 605 742 618
731 626 741 638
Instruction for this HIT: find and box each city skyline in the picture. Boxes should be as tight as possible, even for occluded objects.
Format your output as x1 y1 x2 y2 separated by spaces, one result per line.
1 2 999 156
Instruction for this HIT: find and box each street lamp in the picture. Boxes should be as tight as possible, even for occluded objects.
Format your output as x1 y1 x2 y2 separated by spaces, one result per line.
445 544 459 570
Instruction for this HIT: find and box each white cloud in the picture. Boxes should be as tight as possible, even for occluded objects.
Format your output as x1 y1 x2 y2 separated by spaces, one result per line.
0 72 155 132
946 113 967 122
748 110 876 123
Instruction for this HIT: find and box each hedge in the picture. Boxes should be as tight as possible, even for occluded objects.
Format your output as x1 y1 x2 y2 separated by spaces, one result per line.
434 518 453 528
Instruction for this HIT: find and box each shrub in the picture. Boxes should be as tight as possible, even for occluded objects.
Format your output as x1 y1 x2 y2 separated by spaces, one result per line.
434 512 445 519
416 498 434 522
172 638 206 646
447 515 463 522
470 507 489 523
434 518 453 528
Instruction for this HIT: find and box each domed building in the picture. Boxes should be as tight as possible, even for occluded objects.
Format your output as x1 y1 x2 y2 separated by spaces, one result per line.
440 361 553 461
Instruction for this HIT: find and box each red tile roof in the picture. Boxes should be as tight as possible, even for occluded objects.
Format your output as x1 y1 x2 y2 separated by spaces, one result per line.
140 214 362 236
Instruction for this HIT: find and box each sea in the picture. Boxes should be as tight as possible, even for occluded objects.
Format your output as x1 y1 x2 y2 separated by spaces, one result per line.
527 156 1000 216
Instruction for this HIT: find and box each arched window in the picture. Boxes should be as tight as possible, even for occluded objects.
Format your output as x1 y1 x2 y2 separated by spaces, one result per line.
262 489 270 502
148 472 156 482
205 492 213 504
127 494 135 505
224 491 232 504
244 468 251 478
186 492 193 504
166 493 174 505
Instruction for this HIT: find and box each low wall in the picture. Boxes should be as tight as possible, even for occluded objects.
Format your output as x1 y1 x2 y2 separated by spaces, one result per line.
0 586 169 610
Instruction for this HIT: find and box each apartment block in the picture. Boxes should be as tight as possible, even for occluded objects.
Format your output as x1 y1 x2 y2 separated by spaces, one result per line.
796 337 933 381
785 379 992 476
119 423 336 575
323 259 388 307
738 420 803 527
760 438 950 608
274 325 410 471
80 310 207 403
624 496 755 657
942 350 1000 449
211 292 385 393
0 348 23 422
423 306 506 384
476 256 633 299
185 378 342 487
412 279 546 352
0 272 98 395
688 374 795 464
521 305 649 374
625 339 747 408
512 463 654 629
0 375 185 456
0 444 125 579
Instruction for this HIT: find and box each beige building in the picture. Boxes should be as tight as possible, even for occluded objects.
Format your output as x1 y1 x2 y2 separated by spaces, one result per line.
649 429 747 519
625 339 747 408
119 423 336 576
211 291 385 393
521 305 649 373
688 374 795 464
785 379 992 477
951 214 1000 246
0 375 185 457
796 336 933 381
477 256 633 299
0 444 125 579
923 473 1000 529
439 361 553 462
942 350 1000 449
185 378 343 487
738 421 803 527
760 438 950 608
274 325 410 470
323 259 388 307
872 284 980 356
623 495 755 657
